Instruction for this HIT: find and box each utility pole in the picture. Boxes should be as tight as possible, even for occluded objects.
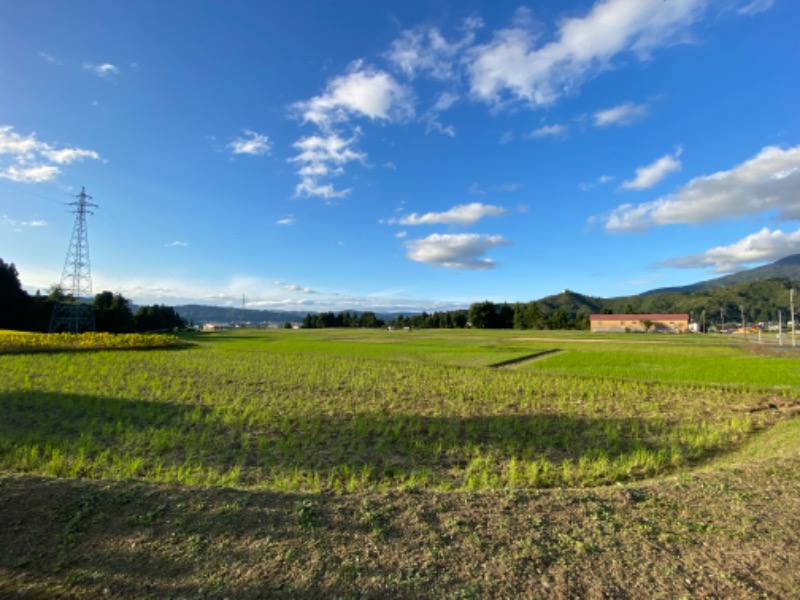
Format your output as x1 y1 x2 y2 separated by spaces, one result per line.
49 187 98 333
779 310 783 347
720 308 725 334
740 305 747 342
789 288 797 346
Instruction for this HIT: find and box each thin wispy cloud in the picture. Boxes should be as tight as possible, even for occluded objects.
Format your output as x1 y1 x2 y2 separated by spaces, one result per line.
390 203 508 227
83 62 120 78
593 101 650 127
621 147 682 190
2 215 48 229
579 175 614 191
38 52 62 65
164 241 188 248
277 215 295 225
527 123 568 139
386 17 483 81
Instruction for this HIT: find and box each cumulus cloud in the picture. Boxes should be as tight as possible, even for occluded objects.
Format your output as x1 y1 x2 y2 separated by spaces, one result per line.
390 202 508 227
83 62 119 77
593 101 650 127
404 233 511 270
467 0 704 107
605 145 800 232
289 133 366 198
527 123 568 139
0 125 101 183
292 62 413 130
386 17 483 80
655 227 800 273
621 148 682 190
227 130 271 156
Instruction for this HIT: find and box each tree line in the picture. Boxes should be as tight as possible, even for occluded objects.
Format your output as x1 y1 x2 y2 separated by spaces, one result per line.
1 258 186 333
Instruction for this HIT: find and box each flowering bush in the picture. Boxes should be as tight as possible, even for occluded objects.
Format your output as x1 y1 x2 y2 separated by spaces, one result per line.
0 330 183 353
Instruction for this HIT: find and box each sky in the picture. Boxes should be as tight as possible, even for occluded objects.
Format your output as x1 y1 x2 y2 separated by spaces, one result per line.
1 0 798 313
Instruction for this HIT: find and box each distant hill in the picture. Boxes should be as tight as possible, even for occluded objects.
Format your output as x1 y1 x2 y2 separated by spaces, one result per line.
643 254 800 295
174 305 309 325
174 304 402 326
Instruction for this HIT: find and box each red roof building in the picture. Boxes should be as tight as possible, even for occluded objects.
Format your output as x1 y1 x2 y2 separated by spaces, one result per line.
589 313 690 333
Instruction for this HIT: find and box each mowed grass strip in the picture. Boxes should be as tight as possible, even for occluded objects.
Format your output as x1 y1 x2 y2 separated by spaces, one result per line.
2 329 793 491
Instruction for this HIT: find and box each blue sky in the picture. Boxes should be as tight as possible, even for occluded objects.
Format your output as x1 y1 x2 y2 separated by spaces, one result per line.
1 0 798 312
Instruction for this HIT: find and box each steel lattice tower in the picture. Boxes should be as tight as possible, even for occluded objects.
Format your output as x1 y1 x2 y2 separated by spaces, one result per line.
49 187 99 333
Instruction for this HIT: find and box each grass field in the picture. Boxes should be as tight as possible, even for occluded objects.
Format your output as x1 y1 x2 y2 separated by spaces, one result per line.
1 328 799 598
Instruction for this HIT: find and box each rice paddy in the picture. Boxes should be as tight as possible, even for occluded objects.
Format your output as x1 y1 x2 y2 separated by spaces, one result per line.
1 328 796 492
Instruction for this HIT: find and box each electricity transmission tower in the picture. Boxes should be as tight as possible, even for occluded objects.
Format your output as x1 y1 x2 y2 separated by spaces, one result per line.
49 187 98 333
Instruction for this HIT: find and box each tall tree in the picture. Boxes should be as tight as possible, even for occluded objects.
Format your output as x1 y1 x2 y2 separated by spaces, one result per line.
0 259 31 330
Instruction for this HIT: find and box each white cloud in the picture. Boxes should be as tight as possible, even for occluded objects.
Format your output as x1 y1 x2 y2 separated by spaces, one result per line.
281 283 318 294
292 62 413 130
737 0 775 16
621 148 682 190
227 130 271 156
469 182 486 195
0 125 46 158
605 145 800 232
655 227 800 273
423 91 459 136
467 0 704 107
579 175 614 191
277 215 295 226
289 133 366 198
83 63 119 77
404 233 512 270
0 125 101 183
391 202 508 227
2 215 48 229
164 241 188 248
40 148 101 164
0 165 61 183
593 101 650 127
395 231 408 239
527 123 568 139
386 17 483 80
38 52 62 65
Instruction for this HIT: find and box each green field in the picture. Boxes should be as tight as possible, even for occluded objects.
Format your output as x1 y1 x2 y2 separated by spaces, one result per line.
1 329 799 597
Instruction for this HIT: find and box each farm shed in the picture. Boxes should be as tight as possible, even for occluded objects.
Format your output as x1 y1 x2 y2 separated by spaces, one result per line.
589 313 690 333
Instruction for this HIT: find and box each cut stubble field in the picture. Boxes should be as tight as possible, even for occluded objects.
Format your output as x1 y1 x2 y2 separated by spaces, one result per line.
1 328 799 598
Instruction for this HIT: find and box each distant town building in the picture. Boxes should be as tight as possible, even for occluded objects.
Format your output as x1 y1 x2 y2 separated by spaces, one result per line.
589 313 690 333
202 322 234 331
